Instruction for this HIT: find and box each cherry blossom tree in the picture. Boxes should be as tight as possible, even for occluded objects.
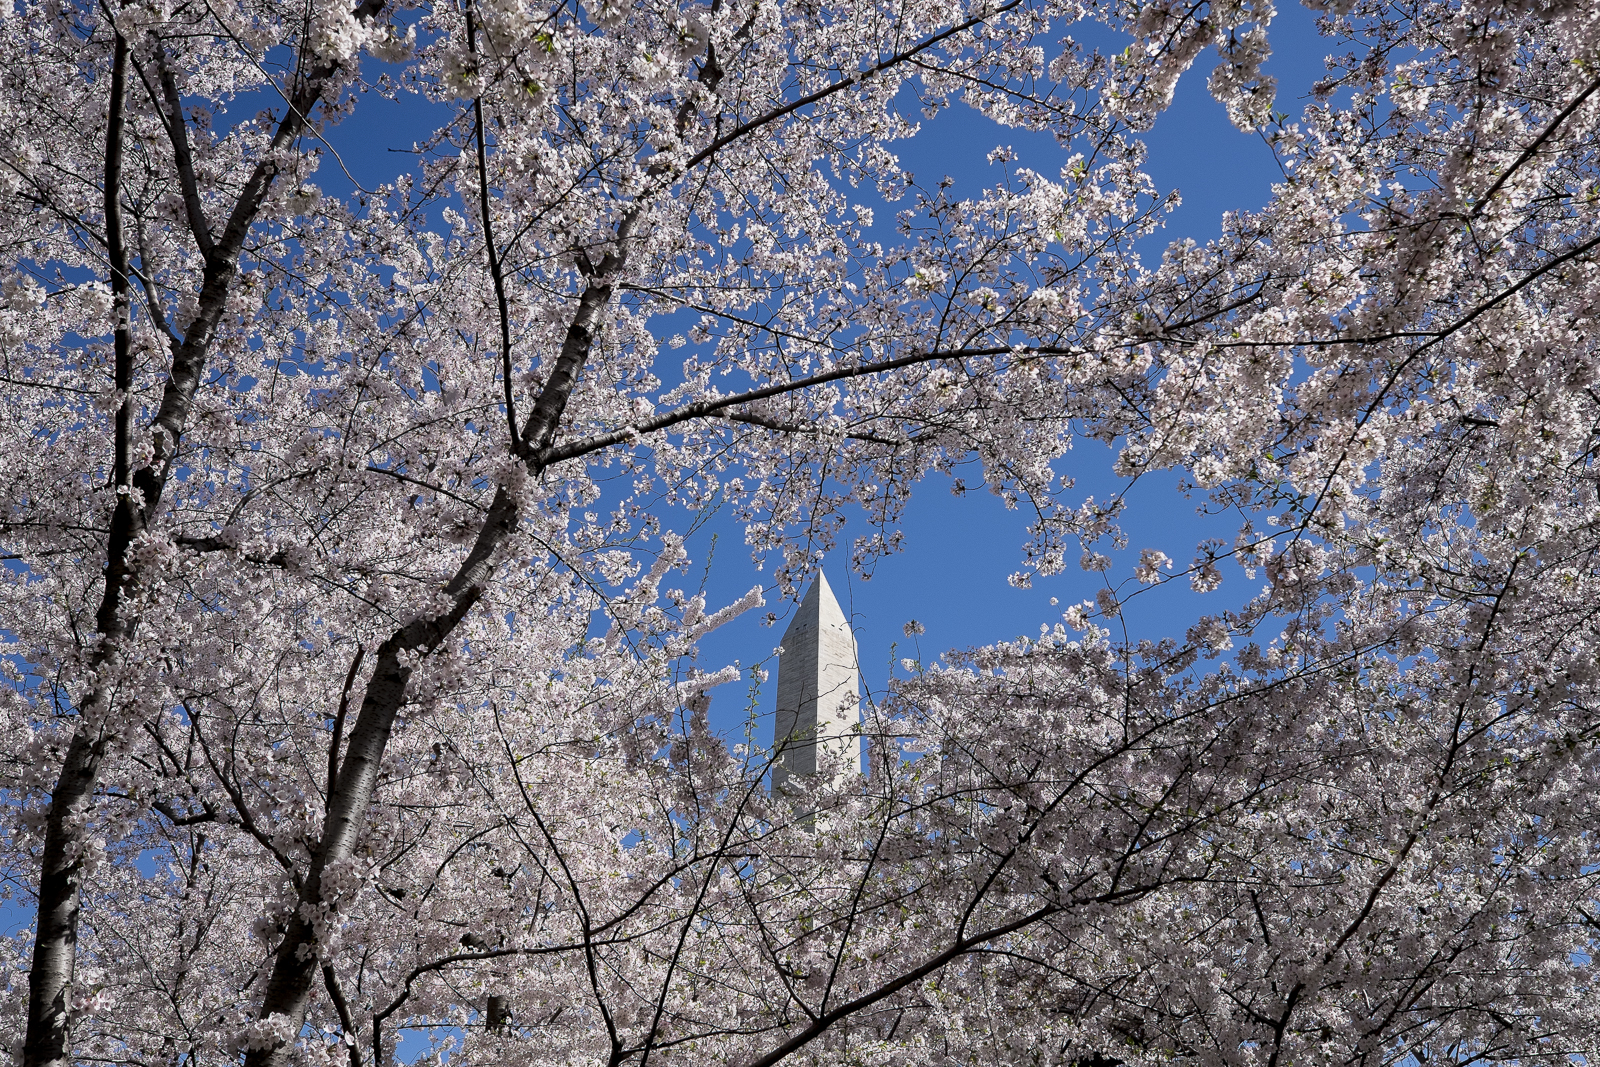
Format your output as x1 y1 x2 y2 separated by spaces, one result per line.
1 0 1597 1065
0 0 1168 1062
1079 0 1600 1063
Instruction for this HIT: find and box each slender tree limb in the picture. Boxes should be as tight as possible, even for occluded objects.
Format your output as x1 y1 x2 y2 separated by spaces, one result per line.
521 280 619 458
1469 73 1600 220
736 903 1063 1067
173 535 293 568
464 2 521 455
152 798 230 827
370 941 616 1066
140 0 388 499
725 410 905 446
539 344 1075 466
321 965 362 1067
328 647 366 804
679 0 1025 176
130 216 184 355
147 44 216 261
363 465 488 511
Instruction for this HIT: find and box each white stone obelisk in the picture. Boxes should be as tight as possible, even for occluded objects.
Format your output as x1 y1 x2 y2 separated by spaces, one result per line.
772 572 863 789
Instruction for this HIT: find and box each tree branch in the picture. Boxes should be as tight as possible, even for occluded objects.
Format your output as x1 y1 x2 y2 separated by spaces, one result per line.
679 0 1025 176
328 647 365 803
539 344 1073 466
1470 73 1600 221
147 44 216 261
737 903 1062 1067
24 31 133 1067
321 965 362 1067
725 410 905 446
464 3 521 455
139 0 389 502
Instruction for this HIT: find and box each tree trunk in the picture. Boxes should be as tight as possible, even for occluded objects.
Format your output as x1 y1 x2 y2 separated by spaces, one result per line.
22 31 131 1067
22 8 386 1058
240 274 617 1065
24 726 111 1067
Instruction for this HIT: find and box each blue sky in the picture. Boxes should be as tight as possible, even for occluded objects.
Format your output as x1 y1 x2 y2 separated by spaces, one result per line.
673 3 1334 738
308 4 1335 742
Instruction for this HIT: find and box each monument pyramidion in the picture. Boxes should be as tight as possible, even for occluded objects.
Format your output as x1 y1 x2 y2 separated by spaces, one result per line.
772 571 864 789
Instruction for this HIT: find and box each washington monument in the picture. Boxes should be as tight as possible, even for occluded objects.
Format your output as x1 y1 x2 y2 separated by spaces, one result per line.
772 571 863 788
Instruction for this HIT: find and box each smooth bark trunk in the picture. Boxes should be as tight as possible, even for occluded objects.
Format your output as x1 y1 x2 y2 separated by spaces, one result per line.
22 9 385 1062
22 32 131 1067
242 275 616 1066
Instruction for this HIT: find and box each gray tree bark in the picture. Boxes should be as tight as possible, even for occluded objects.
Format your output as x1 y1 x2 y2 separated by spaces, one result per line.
21 8 385 1064
22 31 131 1066
240 274 616 1067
